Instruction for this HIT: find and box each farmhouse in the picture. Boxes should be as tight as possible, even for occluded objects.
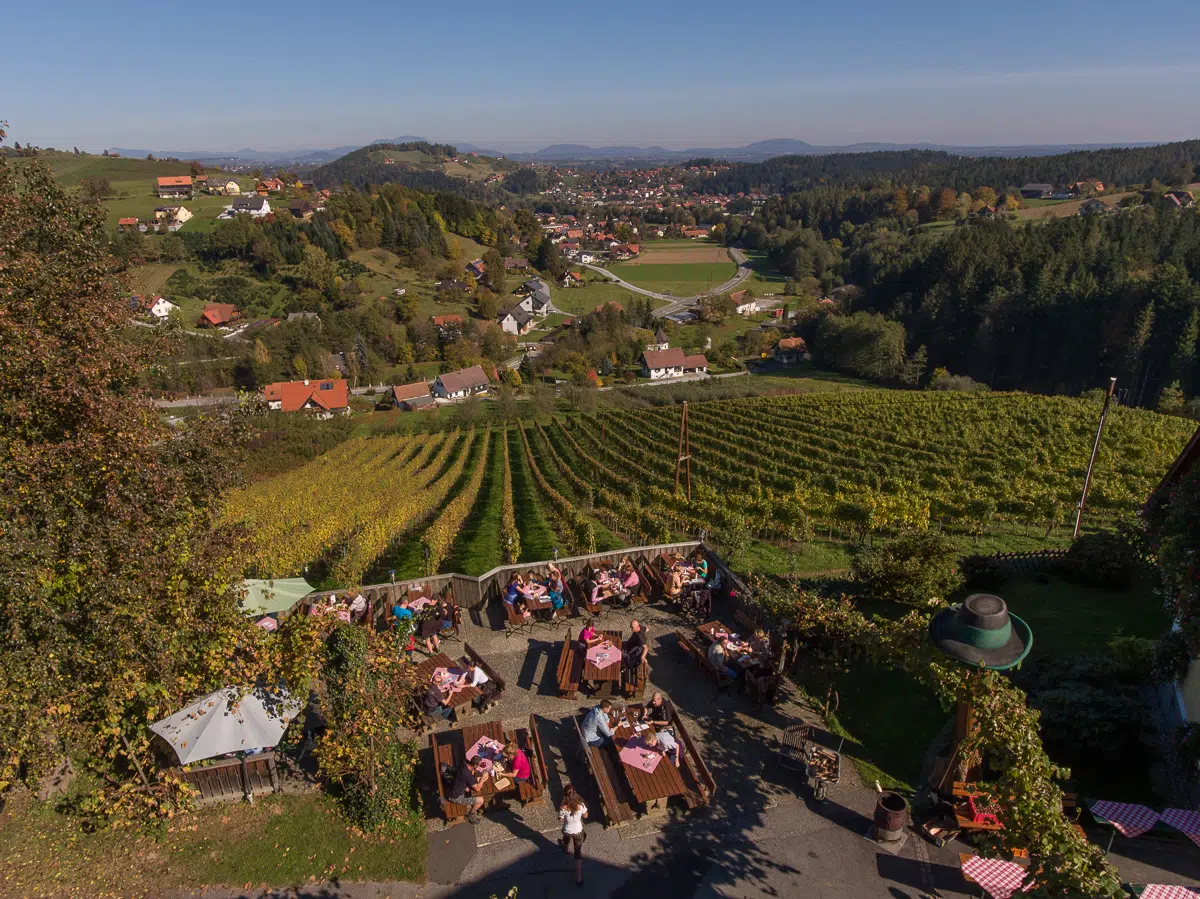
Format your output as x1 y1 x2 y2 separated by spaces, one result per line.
498 306 535 336
257 177 285 193
1080 198 1114 215
681 226 710 239
774 336 809 364
154 205 192 224
503 256 529 271
288 199 313 220
147 296 180 320
516 288 552 316
560 271 584 288
1019 183 1054 199
388 380 435 411
231 196 271 217
155 176 193 198
1163 190 1196 210
465 258 486 279
646 327 669 352
198 303 241 328
432 314 464 335
117 217 139 230
262 379 350 418
640 347 708 379
730 290 757 315
436 279 470 293
206 176 240 195
432 365 490 400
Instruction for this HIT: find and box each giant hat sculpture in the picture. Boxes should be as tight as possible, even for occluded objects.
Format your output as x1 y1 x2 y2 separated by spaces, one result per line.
928 593 1034 789
928 593 1033 671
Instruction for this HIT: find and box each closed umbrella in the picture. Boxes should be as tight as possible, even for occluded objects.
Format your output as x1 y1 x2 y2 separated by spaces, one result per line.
238 578 314 617
149 686 300 765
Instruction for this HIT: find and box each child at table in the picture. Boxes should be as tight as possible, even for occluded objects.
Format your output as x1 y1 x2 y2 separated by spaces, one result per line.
692 552 709 584
545 564 566 610
643 731 680 768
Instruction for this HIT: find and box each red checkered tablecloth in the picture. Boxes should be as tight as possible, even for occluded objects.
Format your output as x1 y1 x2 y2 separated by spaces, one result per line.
1140 885 1200 899
1161 808 1200 848
1089 800 1162 838
960 855 1030 899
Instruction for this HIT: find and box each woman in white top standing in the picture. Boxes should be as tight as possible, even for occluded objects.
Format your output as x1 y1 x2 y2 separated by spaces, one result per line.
559 784 588 887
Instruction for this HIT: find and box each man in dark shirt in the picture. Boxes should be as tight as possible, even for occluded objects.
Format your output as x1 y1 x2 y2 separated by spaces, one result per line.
622 619 647 671
446 756 485 821
423 683 453 721
645 691 672 730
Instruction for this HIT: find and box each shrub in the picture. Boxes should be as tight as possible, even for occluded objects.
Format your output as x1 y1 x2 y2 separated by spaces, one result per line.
325 623 369 681
851 530 961 606
1153 630 1191 683
1061 529 1140 588
339 740 421 833
929 372 989 392
959 553 1009 589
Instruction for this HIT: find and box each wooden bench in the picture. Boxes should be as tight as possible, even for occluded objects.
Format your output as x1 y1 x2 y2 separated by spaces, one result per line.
572 710 637 828
623 656 649 699
556 628 584 698
513 713 550 807
671 702 716 809
734 609 761 636
676 631 735 693
567 577 606 619
463 643 505 711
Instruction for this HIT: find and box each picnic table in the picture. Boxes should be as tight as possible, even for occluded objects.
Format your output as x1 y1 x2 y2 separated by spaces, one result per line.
431 720 523 824
958 853 1030 899
581 630 624 696
610 706 687 814
415 651 482 717
696 621 764 670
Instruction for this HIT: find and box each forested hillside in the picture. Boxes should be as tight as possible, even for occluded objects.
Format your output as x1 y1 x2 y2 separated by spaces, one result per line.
695 140 1200 195
312 141 514 196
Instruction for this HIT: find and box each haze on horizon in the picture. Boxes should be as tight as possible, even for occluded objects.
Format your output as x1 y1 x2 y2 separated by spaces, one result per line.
5 0 1199 153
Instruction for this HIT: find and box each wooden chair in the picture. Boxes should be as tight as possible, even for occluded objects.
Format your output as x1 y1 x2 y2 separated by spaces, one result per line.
638 560 665 603
502 597 534 639
556 627 584 698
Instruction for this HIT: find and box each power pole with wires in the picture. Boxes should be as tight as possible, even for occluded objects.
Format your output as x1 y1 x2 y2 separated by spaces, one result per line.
1074 377 1117 538
675 401 691 502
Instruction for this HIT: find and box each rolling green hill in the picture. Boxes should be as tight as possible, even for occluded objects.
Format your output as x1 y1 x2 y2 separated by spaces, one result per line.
31 150 193 186
313 141 517 193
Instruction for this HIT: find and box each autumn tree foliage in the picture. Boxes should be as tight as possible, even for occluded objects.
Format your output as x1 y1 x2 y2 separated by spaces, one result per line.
0 144 310 816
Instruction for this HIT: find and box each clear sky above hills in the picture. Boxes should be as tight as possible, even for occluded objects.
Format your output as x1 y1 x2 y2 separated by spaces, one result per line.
6 0 1199 152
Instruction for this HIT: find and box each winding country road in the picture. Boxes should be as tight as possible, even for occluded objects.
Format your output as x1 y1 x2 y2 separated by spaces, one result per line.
577 247 751 316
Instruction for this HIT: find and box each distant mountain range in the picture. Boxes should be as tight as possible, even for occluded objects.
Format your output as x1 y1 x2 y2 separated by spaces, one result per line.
108 137 1162 167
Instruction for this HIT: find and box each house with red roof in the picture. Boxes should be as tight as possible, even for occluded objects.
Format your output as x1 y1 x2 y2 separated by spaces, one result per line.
431 365 490 400
432 314 464 336
155 176 193 198
386 381 435 411
640 347 708 379
262 379 350 418
198 303 241 328
774 336 809 365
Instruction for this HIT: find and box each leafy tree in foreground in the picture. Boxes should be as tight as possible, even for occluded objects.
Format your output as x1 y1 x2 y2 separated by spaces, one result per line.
0 149 296 821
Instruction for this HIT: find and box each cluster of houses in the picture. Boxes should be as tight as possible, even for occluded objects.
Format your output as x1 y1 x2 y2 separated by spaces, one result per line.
138 173 325 230
1018 180 1106 200
118 204 193 233
497 278 553 336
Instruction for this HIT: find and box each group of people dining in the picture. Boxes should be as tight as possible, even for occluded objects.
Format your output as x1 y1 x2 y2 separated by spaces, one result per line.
503 564 567 619
577 617 647 693
657 551 712 611
502 555 649 621
706 626 779 702
420 658 498 722
579 693 680 767
443 737 533 823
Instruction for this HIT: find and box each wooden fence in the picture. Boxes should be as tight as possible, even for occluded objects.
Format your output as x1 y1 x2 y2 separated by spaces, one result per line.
979 548 1070 574
297 541 708 629
173 754 280 804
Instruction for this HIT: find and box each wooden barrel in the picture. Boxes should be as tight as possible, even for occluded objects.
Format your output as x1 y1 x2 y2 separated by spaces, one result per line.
873 791 909 841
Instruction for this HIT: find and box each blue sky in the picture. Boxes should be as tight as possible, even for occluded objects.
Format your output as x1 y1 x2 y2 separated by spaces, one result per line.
5 0 1199 152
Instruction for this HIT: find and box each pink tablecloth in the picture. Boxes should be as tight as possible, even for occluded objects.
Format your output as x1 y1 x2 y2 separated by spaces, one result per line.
1161 808 1200 848
960 856 1029 899
255 616 278 631
465 735 504 762
1141 886 1200 899
586 642 620 669
1090 800 1162 838
410 597 434 611
619 739 662 774
431 666 468 695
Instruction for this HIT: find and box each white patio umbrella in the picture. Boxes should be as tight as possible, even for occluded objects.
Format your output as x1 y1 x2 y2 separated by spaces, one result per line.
149 686 300 765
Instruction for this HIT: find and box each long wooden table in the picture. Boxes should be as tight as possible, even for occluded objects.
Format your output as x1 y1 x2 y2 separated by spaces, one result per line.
696 621 765 671
581 629 624 696
431 720 521 823
415 651 482 714
610 706 687 813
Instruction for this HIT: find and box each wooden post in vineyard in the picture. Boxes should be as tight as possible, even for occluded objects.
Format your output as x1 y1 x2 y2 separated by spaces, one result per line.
674 401 691 502
1074 376 1117 538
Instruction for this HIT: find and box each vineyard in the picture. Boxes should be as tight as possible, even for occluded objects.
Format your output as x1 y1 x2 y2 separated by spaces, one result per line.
224 392 1196 587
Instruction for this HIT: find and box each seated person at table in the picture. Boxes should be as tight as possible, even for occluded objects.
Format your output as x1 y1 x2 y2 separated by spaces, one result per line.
579 568 604 606
578 619 602 648
446 755 486 822
581 700 616 748
645 692 672 730
458 661 499 711
749 628 771 659
707 637 738 679
504 575 530 619
612 557 639 605
392 597 414 626
438 600 459 636
663 568 684 600
692 552 709 584
546 564 566 609
643 730 680 768
622 620 647 671
422 682 453 721
502 740 532 785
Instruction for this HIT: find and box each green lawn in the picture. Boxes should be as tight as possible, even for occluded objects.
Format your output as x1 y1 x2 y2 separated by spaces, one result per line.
608 260 737 297
0 790 425 897
550 275 670 316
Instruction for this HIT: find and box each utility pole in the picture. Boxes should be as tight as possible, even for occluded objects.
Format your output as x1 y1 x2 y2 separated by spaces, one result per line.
674 401 691 502
1074 377 1117 538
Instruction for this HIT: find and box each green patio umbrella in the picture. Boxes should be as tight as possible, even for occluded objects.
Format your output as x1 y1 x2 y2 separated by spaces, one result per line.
238 578 314 617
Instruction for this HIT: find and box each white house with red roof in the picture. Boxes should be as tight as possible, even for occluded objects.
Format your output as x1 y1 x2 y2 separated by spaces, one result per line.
262 379 350 418
640 347 708 379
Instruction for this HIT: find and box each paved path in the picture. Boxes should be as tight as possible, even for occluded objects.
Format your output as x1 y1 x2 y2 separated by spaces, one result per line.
577 247 751 314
